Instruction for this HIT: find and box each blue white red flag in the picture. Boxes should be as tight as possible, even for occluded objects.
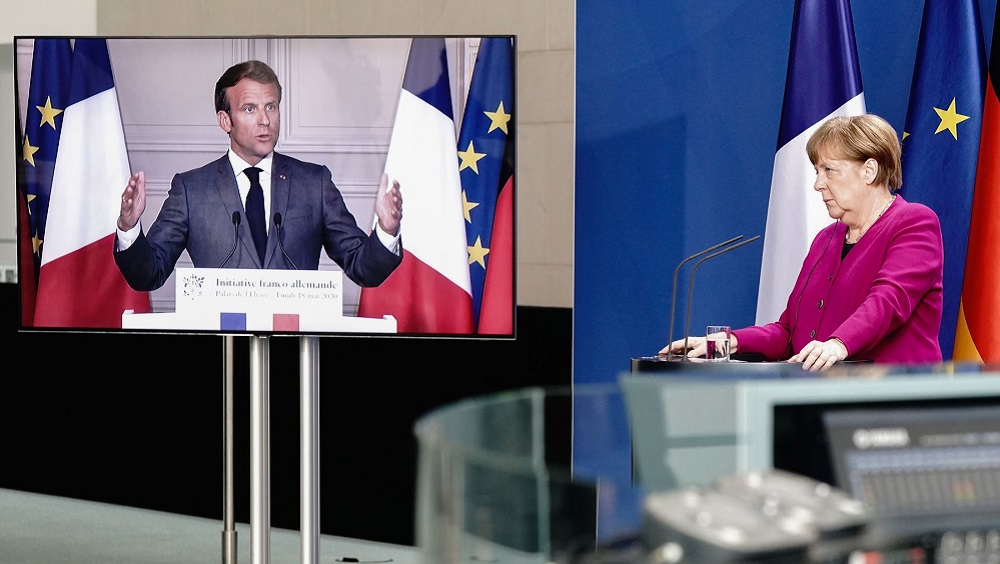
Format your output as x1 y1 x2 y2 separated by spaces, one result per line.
34 39 151 328
358 38 475 333
756 0 866 325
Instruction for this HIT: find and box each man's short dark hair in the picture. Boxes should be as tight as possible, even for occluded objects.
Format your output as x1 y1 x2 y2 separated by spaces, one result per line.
214 60 283 114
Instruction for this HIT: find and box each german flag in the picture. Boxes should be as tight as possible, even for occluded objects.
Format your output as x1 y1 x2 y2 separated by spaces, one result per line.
954 5 1000 363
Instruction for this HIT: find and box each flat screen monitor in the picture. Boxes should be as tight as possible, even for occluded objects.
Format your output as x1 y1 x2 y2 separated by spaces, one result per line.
823 404 1000 521
14 35 516 338
773 394 1000 539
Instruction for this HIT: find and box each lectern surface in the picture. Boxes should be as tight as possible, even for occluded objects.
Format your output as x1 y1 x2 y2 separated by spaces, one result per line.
629 354 876 377
630 354 807 377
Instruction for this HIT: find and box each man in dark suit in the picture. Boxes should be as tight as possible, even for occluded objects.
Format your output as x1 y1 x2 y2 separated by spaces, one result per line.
114 60 402 291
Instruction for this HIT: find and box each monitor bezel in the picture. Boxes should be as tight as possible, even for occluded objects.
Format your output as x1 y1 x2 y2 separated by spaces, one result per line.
13 34 518 339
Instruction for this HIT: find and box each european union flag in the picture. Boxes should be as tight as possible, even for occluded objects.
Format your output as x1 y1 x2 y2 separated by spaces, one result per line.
458 37 514 330
21 39 73 275
900 0 987 359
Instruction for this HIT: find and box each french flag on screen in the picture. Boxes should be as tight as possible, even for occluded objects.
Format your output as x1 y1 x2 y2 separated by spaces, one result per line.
34 39 150 328
357 38 475 333
755 0 865 325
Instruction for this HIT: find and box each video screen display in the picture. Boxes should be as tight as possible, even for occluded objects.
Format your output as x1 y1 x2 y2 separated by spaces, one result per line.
14 36 515 338
823 405 1000 519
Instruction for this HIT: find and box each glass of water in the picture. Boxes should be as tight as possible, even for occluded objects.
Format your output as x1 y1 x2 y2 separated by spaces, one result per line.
706 325 732 361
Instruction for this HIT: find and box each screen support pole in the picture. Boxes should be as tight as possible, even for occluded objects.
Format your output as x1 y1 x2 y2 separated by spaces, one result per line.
250 335 271 564
300 336 321 564
222 335 238 564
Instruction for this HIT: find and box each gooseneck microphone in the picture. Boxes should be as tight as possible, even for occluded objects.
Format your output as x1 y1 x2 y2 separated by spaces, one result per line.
681 235 762 360
220 211 241 268
666 235 744 359
273 213 298 270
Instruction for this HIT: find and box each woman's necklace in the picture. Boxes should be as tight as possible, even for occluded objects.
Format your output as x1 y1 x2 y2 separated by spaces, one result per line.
846 195 896 244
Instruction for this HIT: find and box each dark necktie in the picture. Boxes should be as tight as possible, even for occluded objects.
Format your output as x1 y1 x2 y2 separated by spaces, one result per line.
244 167 267 264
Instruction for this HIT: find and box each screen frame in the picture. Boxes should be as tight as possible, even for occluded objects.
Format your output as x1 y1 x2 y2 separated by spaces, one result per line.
14 35 517 339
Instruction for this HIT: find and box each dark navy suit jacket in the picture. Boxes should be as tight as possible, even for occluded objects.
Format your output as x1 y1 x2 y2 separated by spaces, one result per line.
114 152 402 291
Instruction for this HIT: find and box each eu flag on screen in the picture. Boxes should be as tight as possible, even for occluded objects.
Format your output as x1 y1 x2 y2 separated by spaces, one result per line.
900 0 986 359
458 37 514 332
22 39 73 284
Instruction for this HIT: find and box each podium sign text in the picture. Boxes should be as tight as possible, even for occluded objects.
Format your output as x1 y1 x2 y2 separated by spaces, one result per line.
123 267 396 333
174 267 342 318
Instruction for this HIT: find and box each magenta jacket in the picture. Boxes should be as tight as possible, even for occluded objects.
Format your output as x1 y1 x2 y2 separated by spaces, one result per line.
735 196 943 363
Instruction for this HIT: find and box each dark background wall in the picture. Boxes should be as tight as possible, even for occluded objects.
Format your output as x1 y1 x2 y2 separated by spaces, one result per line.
1 283 571 546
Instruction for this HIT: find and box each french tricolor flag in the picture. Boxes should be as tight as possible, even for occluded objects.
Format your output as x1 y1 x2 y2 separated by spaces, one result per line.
34 39 150 328
755 0 866 325
358 38 475 334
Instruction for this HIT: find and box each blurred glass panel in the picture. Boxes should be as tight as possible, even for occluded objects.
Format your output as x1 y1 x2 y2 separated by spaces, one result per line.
414 384 644 564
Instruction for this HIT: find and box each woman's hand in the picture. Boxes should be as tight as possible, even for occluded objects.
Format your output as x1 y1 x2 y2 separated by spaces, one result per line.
659 336 706 358
788 338 848 372
659 332 739 359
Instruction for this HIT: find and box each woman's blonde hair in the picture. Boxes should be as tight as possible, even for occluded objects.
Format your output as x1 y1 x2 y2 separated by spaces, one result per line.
806 114 903 191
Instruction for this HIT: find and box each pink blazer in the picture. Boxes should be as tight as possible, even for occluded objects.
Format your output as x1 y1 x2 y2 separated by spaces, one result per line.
735 196 943 363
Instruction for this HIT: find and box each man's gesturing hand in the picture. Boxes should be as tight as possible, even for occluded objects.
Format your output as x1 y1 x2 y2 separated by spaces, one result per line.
374 172 402 236
118 171 147 231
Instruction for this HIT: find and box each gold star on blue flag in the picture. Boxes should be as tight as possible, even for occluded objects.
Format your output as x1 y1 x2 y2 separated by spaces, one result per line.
21 39 73 275
932 98 971 139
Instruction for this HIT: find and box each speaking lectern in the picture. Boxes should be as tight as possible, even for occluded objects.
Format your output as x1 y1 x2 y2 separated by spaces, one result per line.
629 354 826 382
123 268 396 564
630 354 873 377
122 267 397 333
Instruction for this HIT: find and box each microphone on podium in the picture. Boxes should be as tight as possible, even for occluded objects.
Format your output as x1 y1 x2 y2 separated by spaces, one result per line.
220 211 241 268
680 235 761 360
665 235 744 359
273 212 298 270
